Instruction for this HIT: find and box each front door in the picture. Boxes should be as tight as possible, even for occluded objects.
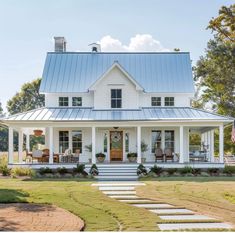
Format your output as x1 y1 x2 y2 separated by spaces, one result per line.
110 131 123 161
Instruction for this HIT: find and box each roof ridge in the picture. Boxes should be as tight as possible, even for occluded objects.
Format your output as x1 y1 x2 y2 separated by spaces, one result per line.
47 51 190 54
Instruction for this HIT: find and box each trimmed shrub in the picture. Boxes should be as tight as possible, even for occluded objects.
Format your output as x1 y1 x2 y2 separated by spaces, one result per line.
150 165 163 175
39 167 53 175
167 168 177 176
73 164 88 176
11 167 34 177
179 166 193 175
0 155 10 176
207 168 220 175
137 164 148 176
57 167 68 175
223 166 235 175
192 168 201 176
89 164 99 176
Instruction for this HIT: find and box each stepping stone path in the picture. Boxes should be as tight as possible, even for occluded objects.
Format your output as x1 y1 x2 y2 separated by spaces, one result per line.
92 182 233 231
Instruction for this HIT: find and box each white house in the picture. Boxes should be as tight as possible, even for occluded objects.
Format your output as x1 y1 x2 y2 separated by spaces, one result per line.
2 37 234 169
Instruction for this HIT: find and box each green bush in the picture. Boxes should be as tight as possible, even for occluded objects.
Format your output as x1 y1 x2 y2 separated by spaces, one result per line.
0 155 10 176
150 165 163 175
137 164 148 176
207 168 220 175
167 168 177 175
127 153 137 158
73 164 88 176
89 164 99 176
11 167 34 177
223 166 235 175
192 168 201 175
57 167 68 175
39 167 53 175
179 166 193 175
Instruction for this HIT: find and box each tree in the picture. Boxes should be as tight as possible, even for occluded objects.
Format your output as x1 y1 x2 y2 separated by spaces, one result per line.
7 78 44 115
207 4 235 43
0 101 3 117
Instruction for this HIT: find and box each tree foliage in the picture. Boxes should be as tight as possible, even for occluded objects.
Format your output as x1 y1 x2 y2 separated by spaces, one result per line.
7 78 44 115
207 4 235 43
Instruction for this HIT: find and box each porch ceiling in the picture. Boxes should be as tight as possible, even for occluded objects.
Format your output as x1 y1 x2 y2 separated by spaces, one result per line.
2 107 233 123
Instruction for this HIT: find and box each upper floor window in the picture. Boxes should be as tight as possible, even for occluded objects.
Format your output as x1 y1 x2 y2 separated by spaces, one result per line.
151 97 161 106
111 89 122 108
59 97 69 106
72 97 82 106
165 97 174 106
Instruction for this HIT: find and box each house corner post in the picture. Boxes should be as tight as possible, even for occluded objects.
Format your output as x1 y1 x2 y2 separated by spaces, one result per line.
92 126 96 164
219 125 224 163
137 126 141 164
8 127 14 164
18 128 23 163
210 130 215 162
49 126 54 164
179 126 184 163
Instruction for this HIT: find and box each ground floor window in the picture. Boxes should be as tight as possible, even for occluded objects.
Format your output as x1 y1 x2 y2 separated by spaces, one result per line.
103 133 108 153
72 131 82 153
125 133 129 152
151 130 162 153
165 130 174 152
59 131 69 153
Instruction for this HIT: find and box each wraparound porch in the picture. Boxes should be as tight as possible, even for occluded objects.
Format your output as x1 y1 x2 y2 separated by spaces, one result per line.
7 121 225 167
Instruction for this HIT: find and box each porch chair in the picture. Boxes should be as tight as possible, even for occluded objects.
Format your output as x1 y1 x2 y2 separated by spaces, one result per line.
164 148 174 162
155 148 164 162
32 150 43 163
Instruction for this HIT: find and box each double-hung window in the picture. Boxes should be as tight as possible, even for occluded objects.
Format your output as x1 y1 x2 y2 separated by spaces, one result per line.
151 97 161 106
165 130 174 152
72 97 82 106
164 97 174 106
111 89 122 108
59 131 69 153
59 97 69 106
151 130 162 153
72 130 82 153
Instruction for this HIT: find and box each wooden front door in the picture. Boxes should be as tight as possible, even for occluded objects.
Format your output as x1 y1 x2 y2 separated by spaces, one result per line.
110 131 123 161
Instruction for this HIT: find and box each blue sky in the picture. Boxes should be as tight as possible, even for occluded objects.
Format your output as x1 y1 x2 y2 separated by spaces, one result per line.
0 0 233 111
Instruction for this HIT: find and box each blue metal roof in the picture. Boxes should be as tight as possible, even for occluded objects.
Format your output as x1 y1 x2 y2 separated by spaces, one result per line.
39 52 195 93
4 107 232 122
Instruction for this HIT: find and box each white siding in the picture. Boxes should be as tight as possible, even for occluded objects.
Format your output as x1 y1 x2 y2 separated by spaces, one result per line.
93 67 139 109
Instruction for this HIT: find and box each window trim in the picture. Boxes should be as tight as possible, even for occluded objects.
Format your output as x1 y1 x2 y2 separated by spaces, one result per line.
59 97 69 107
151 97 161 106
111 89 122 108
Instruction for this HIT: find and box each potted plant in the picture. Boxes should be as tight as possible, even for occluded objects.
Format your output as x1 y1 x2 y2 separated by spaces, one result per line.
33 129 43 137
127 152 137 162
141 141 148 163
96 152 106 162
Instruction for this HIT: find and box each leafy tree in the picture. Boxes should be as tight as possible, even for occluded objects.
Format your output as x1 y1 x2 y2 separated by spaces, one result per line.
7 78 44 115
207 4 235 43
0 101 3 117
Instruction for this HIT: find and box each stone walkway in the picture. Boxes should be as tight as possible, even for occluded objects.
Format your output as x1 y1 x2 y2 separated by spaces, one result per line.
92 182 233 231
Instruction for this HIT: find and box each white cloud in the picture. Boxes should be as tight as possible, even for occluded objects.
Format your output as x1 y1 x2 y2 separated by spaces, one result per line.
98 34 170 52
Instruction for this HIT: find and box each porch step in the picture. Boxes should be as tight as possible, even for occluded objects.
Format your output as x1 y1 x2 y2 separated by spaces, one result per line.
95 175 138 181
97 172 137 176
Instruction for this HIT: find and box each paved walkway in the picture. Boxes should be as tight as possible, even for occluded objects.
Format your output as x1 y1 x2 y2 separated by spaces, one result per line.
0 203 84 231
92 182 233 231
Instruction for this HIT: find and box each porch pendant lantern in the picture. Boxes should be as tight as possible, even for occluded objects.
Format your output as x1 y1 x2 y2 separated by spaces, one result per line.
33 129 43 137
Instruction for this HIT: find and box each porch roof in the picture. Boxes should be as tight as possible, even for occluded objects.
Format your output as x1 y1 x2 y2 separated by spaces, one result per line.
2 107 233 123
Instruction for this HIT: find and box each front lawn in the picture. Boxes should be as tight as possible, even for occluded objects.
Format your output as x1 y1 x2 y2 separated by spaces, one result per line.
0 179 160 231
136 177 235 227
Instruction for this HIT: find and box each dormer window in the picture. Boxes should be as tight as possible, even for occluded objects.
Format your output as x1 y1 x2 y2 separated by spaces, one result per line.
165 97 174 106
59 97 69 106
111 89 122 108
72 97 82 106
151 97 161 106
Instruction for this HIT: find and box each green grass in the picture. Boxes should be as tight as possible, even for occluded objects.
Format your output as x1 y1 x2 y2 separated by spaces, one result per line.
136 177 235 229
0 178 160 231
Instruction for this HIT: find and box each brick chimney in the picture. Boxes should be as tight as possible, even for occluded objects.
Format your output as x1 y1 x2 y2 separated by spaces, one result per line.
54 37 66 52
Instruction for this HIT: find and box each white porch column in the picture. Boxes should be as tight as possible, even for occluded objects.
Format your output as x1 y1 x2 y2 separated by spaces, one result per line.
45 127 49 149
219 125 224 163
210 130 215 162
18 129 23 163
49 127 54 164
179 126 184 163
26 131 30 152
137 126 141 164
92 126 96 164
8 127 14 164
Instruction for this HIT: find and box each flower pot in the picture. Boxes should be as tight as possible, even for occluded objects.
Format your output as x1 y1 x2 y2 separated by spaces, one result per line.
97 156 105 163
128 156 137 162
34 130 43 137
